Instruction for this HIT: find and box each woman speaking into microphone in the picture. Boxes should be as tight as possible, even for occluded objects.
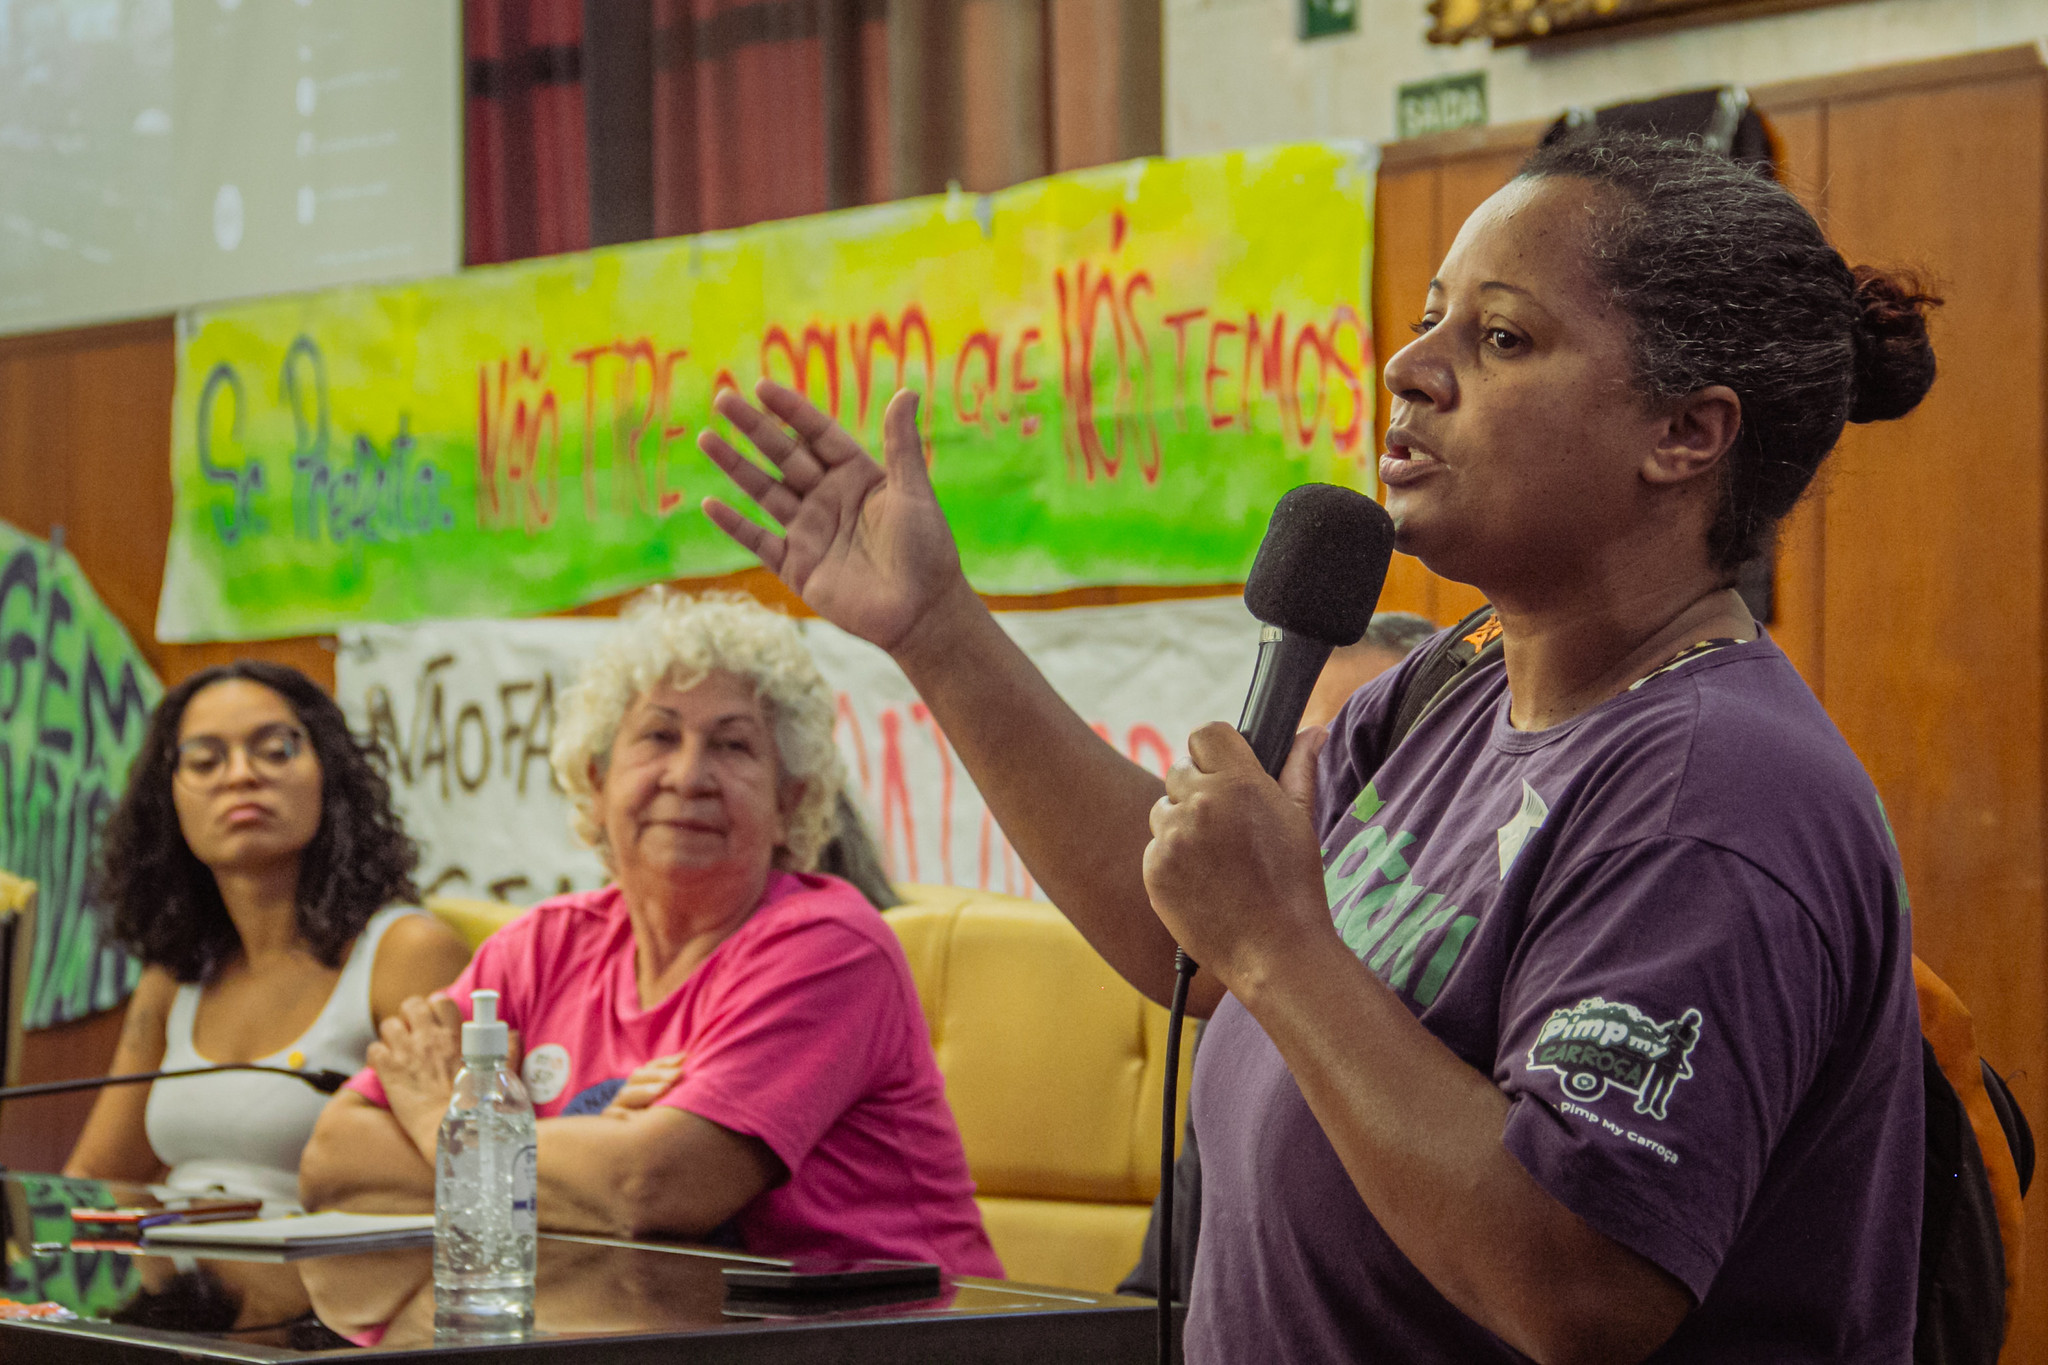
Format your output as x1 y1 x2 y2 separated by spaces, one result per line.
698 129 1935 1363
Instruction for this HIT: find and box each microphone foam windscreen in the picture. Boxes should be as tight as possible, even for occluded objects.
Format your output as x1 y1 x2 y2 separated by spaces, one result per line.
1243 484 1396 646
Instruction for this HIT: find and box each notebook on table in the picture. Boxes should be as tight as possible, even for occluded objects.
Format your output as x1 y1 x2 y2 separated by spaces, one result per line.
142 1212 434 1257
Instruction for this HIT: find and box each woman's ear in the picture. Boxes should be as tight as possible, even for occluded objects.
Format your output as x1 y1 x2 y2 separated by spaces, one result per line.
777 776 807 825
1645 384 1741 487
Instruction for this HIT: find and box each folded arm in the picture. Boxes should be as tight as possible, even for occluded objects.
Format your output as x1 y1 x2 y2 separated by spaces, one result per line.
304 1002 782 1241
299 1089 778 1241
298 1090 435 1213
535 1107 782 1239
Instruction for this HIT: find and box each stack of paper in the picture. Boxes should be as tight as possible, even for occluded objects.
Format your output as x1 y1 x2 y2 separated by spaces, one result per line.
143 1212 433 1256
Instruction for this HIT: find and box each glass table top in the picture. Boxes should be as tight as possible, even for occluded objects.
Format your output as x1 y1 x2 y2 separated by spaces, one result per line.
0 1173 1146 1360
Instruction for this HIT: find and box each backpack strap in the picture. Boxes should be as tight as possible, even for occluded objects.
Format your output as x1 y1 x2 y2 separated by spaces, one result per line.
1380 604 1505 760
1915 955 2027 1344
1919 1037 2008 1364
1981 1061 2034 1198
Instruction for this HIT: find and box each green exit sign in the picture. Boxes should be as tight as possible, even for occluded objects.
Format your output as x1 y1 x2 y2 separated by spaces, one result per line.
1300 0 1359 40
1396 72 1489 140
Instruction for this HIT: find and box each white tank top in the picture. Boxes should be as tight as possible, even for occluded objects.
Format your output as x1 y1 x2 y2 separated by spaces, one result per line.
143 906 420 1210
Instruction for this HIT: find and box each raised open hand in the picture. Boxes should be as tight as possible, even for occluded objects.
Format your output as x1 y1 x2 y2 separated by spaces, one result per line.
699 381 967 654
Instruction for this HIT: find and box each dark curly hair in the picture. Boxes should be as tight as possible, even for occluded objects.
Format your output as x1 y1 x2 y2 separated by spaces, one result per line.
95 660 420 984
1517 130 1941 568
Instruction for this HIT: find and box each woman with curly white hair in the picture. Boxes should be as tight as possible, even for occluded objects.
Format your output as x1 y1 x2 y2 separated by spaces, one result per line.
300 590 1000 1276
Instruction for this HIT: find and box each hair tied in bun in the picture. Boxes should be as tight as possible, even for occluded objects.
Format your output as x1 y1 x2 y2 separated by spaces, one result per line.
1847 266 1941 425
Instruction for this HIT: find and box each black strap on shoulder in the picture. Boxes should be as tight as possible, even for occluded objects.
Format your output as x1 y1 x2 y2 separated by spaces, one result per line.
1982 1060 2035 1197
1380 604 1505 759
1918 1040 2010 1365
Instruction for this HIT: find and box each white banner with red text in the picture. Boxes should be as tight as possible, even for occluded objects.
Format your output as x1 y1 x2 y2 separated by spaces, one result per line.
335 597 1260 905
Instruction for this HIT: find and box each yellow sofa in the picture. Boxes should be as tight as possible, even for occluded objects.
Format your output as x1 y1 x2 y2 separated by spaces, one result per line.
885 884 1194 1292
425 894 522 953
425 882 1194 1294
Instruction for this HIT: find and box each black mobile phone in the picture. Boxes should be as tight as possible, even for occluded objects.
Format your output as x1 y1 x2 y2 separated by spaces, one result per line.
720 1258 942 1297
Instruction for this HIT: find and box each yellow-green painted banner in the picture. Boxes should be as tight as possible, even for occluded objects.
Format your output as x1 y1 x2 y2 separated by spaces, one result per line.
160 145 1375 642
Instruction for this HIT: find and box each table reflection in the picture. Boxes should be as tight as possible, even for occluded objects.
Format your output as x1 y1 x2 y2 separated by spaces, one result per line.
0 1173 1146 1359
300 1238 750 1347
296 1243 432 1346
108 1253 353 1349
2 1173 351 1347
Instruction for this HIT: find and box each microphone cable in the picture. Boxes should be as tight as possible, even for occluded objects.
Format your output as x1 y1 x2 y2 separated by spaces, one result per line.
1158 946 1197 1365
1153 481 1394 1365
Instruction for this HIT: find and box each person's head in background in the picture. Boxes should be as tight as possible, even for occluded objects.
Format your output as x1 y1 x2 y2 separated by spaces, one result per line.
816 790 899 911
70 657 465 1209
551 588 845 906
98 659 420 981
1303 611 1438 729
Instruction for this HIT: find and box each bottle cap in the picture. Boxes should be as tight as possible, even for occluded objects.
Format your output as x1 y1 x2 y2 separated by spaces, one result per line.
461 990 510 1059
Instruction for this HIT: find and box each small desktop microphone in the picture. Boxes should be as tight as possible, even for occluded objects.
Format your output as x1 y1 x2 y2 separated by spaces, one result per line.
0 1064 353 1104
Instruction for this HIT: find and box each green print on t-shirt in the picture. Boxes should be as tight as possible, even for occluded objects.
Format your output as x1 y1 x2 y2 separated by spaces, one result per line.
1873 791 1912 917
1323 799 1480 1008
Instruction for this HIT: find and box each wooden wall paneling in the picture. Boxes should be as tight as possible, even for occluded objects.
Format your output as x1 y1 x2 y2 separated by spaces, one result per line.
0 319 173 681
1436 149 1528 228
0 320 333 694
59 323 175 666
1822 70 2045 1076
1771 485 1825 695
0 1007 125 1173
157 639 338 694
1753 44 2044 114
1817 71 2048 1362
0 335 81 546
0 320 178 1170
1373 163 1443 621
1760 106 1828 695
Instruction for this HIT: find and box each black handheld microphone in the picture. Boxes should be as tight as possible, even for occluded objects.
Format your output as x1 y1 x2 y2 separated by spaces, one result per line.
1236 483 1398 773
1157 483 1394 1365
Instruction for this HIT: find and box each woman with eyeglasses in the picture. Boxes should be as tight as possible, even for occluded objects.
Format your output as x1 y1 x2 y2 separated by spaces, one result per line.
63 661 470 1208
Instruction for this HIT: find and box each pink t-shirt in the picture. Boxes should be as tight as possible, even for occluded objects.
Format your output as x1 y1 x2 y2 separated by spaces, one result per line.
348 871 999 1277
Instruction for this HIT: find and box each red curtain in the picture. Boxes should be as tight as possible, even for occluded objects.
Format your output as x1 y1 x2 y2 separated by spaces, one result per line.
466 0 590 265
651 0 888 236
463 0 1155 265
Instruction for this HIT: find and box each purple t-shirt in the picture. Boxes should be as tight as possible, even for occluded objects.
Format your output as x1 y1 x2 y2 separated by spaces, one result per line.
1187 633 1922 1362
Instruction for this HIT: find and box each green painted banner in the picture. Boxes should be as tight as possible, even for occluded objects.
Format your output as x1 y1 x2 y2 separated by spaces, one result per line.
159 144 1376 642
0 523 158 1029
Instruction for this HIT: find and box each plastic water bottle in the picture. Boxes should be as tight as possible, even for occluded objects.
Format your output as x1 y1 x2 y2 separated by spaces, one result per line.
433 990 538 1338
